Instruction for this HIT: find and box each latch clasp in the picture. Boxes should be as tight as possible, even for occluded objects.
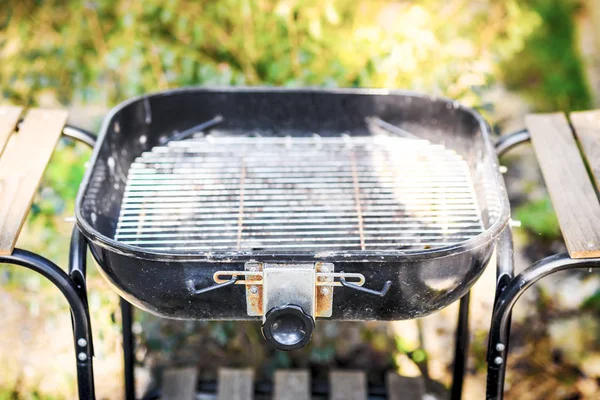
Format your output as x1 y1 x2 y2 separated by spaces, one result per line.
243 262 336 318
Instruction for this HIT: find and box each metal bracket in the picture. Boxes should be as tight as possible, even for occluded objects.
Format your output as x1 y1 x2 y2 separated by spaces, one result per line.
262 263 316 321
244 262 336 318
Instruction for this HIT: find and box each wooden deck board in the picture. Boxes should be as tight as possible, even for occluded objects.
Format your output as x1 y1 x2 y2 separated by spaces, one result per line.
217 368 254 400
386 372 425 400
274 370 310 400
162 367 198 400
154 368 438 399
0 109 67 255
329 370 367 400
526 113 600 258
571 110 600 189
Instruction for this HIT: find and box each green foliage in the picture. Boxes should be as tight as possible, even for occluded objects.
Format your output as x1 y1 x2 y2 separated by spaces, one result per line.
2 0 541 107
0 389 60 400
581 289 600 312
470 330 491 372
411 348 427 363
394 336 428 366
501 0 592 112
514 196 561 239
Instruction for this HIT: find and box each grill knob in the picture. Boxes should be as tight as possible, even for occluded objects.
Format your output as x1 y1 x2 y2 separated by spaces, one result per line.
262 304 315 351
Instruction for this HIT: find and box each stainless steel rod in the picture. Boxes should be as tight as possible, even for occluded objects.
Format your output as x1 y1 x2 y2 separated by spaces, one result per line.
114 135 487 252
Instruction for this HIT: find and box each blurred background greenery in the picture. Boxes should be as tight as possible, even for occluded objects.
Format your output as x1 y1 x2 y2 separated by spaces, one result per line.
1 0 600 399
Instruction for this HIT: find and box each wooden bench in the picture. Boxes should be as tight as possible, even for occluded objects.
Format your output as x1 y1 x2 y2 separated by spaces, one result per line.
0 106 68 255
525 111 600 258
160 367 428 400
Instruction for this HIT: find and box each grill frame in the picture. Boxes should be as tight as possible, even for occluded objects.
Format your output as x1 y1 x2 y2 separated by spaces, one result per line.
74 87 510 320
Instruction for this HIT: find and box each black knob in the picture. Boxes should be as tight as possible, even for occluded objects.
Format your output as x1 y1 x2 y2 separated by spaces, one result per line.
262 304 315 351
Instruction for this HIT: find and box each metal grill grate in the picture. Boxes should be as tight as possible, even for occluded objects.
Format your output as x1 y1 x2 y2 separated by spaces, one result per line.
114 135 485 252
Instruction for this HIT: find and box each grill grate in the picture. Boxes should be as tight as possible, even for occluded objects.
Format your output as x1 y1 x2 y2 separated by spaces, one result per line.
115 135 485 252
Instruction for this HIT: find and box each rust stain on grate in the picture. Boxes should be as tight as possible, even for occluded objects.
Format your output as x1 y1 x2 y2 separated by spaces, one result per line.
350 151 366 251
115 135 485 252
236 162 247 251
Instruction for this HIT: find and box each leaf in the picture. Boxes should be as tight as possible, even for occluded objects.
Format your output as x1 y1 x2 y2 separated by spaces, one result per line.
581 290 600 313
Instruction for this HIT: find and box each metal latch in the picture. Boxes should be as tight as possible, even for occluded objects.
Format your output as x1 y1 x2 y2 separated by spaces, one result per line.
244 262 336 318
205 262 391 317
192 263 391 350
243 262 338 350
195 263 391 311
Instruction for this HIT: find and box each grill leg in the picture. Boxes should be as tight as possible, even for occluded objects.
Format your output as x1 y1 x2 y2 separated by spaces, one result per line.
450 292 470 400
486 277 513 399
0 249 95 400
121 299 136 400
486 252 600 399
485 228 514 400
486 131 527 399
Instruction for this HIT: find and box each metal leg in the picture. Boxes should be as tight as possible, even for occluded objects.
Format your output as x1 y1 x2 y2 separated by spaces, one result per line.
485 128 532 398
69 227 94 356
121 298 136 400
450 292 470 400
487 129 528 399
451 227 516 400
485 228 514 400
486 252 600 399
0 249 95 399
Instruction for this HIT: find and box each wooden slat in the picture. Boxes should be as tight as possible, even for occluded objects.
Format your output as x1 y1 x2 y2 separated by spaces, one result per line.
0 106 23 156
329 370 367 400
526 113 600 258
274 370 310 400
386 372 425 400
217 368 254 400
162 367 198 400
571 110 600 188
0 108 68 255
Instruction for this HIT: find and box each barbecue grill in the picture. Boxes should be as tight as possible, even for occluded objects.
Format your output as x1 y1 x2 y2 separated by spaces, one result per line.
75 89 509 345
4 88 598 400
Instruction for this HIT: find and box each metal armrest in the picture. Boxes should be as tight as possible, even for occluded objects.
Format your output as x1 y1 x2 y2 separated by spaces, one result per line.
495 129 530 157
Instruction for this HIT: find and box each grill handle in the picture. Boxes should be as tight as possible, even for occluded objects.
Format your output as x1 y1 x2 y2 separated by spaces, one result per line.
16 120 97 148
190 276 238 295
340 277 392 297
495 129 530 157
190 271 390 297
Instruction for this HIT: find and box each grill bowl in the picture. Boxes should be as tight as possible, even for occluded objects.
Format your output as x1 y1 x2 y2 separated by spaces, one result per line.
75 88 509 320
